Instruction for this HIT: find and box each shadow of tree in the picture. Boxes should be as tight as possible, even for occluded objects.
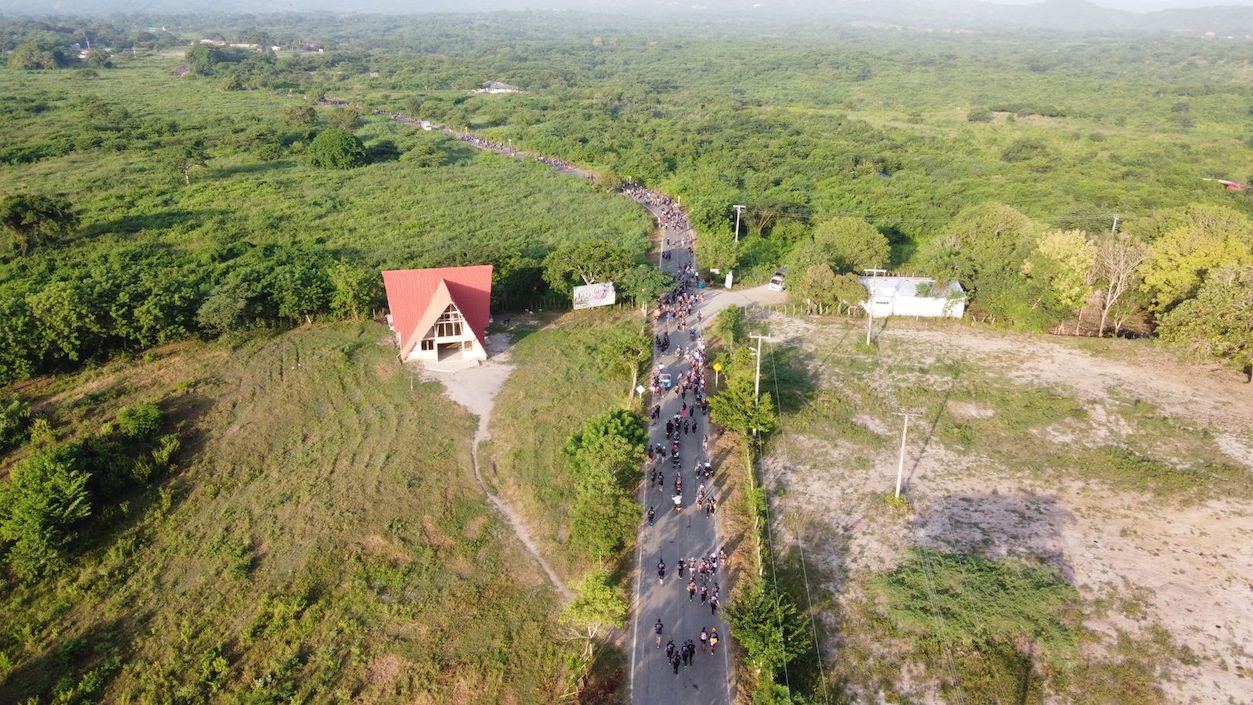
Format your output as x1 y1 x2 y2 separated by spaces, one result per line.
0 615 136 703
910 491 1075 581
83 209 228 238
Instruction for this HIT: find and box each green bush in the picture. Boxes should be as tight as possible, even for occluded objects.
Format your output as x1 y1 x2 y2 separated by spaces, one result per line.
307 128 368 169
0 447 93 580
0 393 32 453
117 401 162 441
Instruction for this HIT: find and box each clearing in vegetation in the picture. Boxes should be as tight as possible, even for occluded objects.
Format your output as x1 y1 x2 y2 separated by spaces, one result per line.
758 313 1252 704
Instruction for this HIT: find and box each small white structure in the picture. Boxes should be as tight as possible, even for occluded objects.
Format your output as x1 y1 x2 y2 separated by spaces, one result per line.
474 81 524 94
859 276 965 319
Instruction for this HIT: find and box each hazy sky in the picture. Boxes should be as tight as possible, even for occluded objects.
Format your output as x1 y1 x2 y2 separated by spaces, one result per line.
15 0 1253 16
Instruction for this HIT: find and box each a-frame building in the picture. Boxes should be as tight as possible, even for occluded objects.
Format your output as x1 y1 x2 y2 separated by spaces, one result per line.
382 265 493 363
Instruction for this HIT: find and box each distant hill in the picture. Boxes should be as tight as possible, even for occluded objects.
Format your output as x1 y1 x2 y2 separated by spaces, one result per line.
3 0 1253 34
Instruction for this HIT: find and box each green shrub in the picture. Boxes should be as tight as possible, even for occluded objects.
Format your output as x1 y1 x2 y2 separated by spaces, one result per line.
0 394 32 453
307 128 368 169
0 447 93 579
117 401 162 441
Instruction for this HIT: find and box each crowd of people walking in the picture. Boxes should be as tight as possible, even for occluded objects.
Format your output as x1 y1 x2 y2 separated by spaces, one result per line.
353 98 731 695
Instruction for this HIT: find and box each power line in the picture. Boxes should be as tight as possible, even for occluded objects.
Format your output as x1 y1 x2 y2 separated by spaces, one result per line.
766 342 833 705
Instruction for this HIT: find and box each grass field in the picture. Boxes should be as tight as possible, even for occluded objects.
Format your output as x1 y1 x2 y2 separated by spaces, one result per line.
482 309 646 582
0 323 577 703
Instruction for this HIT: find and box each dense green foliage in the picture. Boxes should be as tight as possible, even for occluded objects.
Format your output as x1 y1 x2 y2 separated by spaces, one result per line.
0 193 78 254
872 550 1081 704
0 55 652 385
0 402 178 580
725 578 811 682
306 127 367 169
1160 264 1253 377
711 347 777 439
562 408 646 560
0 395 31 454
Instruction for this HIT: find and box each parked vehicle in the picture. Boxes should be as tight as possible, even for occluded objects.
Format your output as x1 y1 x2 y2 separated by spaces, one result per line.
768 270 786 292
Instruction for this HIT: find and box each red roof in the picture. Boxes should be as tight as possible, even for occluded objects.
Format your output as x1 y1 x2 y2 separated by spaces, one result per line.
382 265 493 357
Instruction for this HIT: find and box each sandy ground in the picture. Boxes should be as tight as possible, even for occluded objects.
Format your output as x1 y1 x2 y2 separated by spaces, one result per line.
759 314 1253 704
418 328 573 601
699 284 790 320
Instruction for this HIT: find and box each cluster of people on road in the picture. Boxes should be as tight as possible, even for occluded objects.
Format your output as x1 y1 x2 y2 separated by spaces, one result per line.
621 182 690 234
654 619 723 675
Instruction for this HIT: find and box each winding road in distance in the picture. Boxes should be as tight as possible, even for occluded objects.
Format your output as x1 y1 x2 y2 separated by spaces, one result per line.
352 99 738 704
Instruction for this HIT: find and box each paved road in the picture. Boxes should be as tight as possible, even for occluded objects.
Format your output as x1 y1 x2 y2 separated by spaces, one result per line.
629 220 733 705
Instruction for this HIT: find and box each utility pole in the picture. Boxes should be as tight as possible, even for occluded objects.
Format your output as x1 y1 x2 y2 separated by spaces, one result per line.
862 268 885 346
751 334 768 405
748 334 769 436
864 303 873 346
1111 215 1120 235
733 205 747 243
892 411 918 499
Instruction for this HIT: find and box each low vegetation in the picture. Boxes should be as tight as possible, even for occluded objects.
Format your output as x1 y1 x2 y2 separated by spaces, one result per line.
0 323 578 703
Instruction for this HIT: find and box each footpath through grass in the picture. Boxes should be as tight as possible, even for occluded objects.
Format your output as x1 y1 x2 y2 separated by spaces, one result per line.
483 309 646 582
0 323 575 703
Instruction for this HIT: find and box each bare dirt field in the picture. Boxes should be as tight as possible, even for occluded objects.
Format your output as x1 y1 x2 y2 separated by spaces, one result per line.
759 313 1253 704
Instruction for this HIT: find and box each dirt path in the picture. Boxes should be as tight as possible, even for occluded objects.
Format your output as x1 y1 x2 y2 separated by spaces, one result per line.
420 332 573 602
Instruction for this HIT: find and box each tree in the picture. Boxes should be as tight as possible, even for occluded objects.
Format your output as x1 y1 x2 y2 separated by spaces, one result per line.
0 448 92 580
327 107 360 131
1021 229 1095 332
166 142 209 186
281 104 319 129
918 203 1044 324
711 348 777 439
307 128 368 169
796 263 838 311
1093 232 1147 336
562 409 644 560
831 272 869 313
25 281 102 362
9 42 63 70
560 569 627 656
597 330 652 400
1159 264 1253 381
542 239 636 295
714 305 747 348
1 194 78 254
329 262 378 321
812 216 890 273
695 224 739 274
725 579 811 680
1139 204 1253 315
401 133 448 168
619 265 674 305
82 48 112 68
184 44 223 76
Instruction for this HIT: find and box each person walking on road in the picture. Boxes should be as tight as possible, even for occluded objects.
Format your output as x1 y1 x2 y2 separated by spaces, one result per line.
710 594 720 615
699 627 708 652
657 559 666 584
646 506 656 526
665 639 675 662
709 627 720 654
654 618 664 648
687 579 697 601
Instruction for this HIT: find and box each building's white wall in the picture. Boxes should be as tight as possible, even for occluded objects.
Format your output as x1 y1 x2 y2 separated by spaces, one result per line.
404 334 486 362
868 293 965 319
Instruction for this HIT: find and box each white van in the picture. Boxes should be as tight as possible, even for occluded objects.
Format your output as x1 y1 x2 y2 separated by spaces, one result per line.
768 271 786 292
